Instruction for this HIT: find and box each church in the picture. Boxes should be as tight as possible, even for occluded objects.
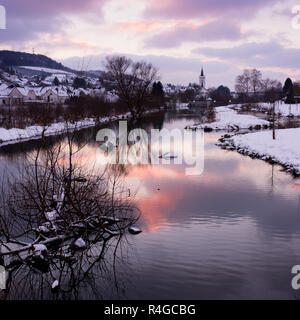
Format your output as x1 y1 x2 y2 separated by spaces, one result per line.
188 68 211 108
198 68 208 99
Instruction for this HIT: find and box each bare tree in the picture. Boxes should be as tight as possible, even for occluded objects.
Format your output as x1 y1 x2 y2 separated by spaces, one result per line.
235 69 251 100
250 69 262 95
235 69 281 103
0 129 140 290
262 79 282 101
105 56 159 119
261 78 272 93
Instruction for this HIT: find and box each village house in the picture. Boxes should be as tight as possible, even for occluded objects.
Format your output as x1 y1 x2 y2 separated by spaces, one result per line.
0 84 70 106
39 87 69 104
0 83 11 105
0 85 25 105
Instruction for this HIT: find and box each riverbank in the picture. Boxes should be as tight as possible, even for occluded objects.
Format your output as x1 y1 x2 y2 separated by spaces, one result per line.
217 128 300 177
245 101 300 117
186 105 270 131
1 111 300 300
0 108 164 147
0 115 127 147
185 103 300 177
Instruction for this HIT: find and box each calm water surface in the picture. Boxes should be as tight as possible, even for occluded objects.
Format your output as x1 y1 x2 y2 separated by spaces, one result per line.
1 113 300 300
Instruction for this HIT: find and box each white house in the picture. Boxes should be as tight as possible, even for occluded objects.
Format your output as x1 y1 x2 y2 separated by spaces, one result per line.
0 86 25 105
0 84 71 106
40 87 69 104
0 83 10 105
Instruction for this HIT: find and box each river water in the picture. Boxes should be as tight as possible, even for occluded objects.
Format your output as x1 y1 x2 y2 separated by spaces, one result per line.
1 112 300 300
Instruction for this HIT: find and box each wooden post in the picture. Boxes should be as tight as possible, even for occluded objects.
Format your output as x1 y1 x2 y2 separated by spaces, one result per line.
272 101 276 140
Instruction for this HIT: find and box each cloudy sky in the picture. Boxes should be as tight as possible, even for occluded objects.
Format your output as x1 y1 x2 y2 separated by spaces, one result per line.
1 0 300 89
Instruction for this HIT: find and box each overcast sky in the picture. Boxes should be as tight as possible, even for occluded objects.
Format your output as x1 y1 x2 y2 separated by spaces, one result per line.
1 0 300 89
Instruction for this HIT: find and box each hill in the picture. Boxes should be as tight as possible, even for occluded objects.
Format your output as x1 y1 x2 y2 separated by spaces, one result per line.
0 50 73 73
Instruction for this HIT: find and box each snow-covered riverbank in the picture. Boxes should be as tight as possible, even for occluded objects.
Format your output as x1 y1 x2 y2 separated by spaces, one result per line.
255 101 300 117
187 105 270 131
217 128 300 176
0 108 165 147
0 114 129 147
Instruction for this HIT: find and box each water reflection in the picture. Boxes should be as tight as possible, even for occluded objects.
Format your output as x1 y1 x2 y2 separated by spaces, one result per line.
1 112 300 299
1 237 133 300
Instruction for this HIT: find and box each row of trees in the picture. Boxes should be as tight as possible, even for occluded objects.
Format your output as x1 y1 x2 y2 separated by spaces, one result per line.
235 69 282 103
51 58 299 115
0 97 128 130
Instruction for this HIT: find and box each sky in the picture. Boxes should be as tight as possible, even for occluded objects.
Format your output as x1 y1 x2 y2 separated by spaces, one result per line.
0 0 300 89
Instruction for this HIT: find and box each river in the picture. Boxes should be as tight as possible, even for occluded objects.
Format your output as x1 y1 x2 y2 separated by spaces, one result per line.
1 112 300 300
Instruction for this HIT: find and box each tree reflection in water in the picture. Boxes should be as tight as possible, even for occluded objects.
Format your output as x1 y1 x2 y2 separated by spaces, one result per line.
0 130 140 300
2 233 135 300
0 112 202 300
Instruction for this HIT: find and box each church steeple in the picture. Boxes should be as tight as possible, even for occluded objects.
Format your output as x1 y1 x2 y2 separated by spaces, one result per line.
199 67 206 88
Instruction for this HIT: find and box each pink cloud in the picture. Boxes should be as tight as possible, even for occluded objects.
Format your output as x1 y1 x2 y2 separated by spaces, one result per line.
115 21 165 34
50 37 97 49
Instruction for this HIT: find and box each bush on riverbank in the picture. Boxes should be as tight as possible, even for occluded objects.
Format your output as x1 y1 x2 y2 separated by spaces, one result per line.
0 97 129 130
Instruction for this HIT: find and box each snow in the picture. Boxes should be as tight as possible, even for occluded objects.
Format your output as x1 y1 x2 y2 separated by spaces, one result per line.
100 216 121 223
0 110 157 147
74 238 86 248
128 227 142 235
45 210 57 222
55 185 65 213
0 243 29 266
20 66 74 75
33 244 48 252
33 244 48 258
229 128 300 175
188 105 270 131
0 118 97 146
0 120 90 143
258 101 300 117
37 226 50 234
176 103 189 110
51 280 59 290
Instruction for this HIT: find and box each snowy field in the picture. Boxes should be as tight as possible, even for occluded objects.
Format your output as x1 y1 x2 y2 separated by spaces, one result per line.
223 128 300 175
257 102 300 117
20 66 74 75
188 105 270 131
